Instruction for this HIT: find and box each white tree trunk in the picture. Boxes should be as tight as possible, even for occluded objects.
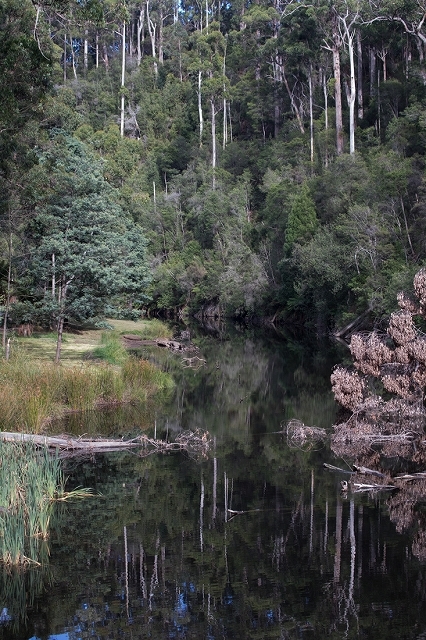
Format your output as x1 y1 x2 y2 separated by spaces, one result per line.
357 30 363 119
347 31 356 154
120 22 126 138
333 44 344 154
137 6 145 66
198 70 203 147
211 98 216 189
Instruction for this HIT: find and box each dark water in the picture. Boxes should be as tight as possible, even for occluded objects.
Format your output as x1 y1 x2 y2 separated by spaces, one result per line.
1 331 426 639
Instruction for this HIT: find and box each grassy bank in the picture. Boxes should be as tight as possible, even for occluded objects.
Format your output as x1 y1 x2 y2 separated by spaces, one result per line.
0 319 174 433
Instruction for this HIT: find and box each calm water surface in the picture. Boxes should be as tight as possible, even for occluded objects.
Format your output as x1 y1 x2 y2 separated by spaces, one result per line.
1 330 426 639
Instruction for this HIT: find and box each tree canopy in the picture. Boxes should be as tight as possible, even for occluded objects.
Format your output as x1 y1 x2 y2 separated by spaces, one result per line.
2 0 426 336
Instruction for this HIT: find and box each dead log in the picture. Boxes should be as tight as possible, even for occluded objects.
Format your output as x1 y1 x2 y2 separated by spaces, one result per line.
0 431 143 454
0 429 212 459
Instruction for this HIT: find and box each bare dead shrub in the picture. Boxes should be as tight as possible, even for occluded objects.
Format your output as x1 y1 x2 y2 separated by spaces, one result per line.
387 310 416 346
414 269 426 308
350 332 393 376
397 291 420 314
332 270 426 449
330 367 365 411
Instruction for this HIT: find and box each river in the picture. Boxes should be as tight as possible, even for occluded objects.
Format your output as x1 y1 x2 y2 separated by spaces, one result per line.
1 328 426 639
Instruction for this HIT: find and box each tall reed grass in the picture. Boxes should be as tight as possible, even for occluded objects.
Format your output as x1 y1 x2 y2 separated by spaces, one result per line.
0 440 94 566
0 349 173 432
0 441 63 565
121 357 175 402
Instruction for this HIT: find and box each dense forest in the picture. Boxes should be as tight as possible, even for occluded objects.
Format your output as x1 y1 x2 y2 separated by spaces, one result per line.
2 0 426 336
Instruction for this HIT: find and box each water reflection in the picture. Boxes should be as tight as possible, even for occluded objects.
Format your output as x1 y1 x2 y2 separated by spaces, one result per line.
2 334 426 638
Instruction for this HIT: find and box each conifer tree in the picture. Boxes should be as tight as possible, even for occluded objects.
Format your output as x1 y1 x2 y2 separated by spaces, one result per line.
24 135 151 362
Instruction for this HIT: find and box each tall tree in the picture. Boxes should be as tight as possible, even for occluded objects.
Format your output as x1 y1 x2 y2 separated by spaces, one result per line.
25 135 151 362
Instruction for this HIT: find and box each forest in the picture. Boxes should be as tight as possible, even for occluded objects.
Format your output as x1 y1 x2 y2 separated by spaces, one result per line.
2 0 426 336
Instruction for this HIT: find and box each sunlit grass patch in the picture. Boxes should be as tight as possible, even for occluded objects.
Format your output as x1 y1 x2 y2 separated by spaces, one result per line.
0 351 173 433
109 318 173 339
91 331 128 365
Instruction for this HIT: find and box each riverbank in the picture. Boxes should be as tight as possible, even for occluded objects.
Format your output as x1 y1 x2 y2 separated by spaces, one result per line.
0 319 175 433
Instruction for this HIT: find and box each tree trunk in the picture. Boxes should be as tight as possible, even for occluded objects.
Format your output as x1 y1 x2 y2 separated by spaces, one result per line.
323 71 329 167
346 31 356 155
159 6 164 64
137 5 145 66
83 29 88 71
198 70 203 147
120 22 126 138
103 43 109 70
333 44 344 155
2 233 13 352
369 46 376 99
211 98 216 189
357 30 363 119
309 65 314 164
146 1 158 77
63 35 67 83
55 315 64 364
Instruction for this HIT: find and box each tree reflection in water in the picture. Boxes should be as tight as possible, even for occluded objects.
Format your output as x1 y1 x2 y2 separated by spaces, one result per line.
3 332 426 639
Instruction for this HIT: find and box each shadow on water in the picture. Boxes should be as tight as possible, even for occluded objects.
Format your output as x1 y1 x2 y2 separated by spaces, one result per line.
3 330 426 638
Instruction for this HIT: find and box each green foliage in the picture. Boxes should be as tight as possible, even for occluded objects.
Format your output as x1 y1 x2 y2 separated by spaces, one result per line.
4 0 426 330
284 183 318 254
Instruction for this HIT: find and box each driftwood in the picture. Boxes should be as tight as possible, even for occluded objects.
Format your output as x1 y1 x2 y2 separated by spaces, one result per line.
353 464 386 478
332 307 372 340
138 429 211 458
326 461 426 494
181 356 206 369
285 419 327 449
340 480 396 493
323 463 354 475
395 472 426 481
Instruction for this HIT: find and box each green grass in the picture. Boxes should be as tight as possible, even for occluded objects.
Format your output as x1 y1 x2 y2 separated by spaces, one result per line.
91 331 128 364
9 318 172 363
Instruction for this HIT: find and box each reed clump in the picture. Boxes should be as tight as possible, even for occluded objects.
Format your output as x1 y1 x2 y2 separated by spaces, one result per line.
122 357 174 402
0 441 62 565
0 440 95 566
0 349 173 432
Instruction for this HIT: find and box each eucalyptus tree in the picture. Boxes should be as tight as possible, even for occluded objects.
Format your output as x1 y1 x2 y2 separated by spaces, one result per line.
24 135 151 362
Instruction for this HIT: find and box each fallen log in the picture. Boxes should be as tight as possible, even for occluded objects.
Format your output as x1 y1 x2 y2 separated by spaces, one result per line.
0 429 212 458
0 431 143 454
